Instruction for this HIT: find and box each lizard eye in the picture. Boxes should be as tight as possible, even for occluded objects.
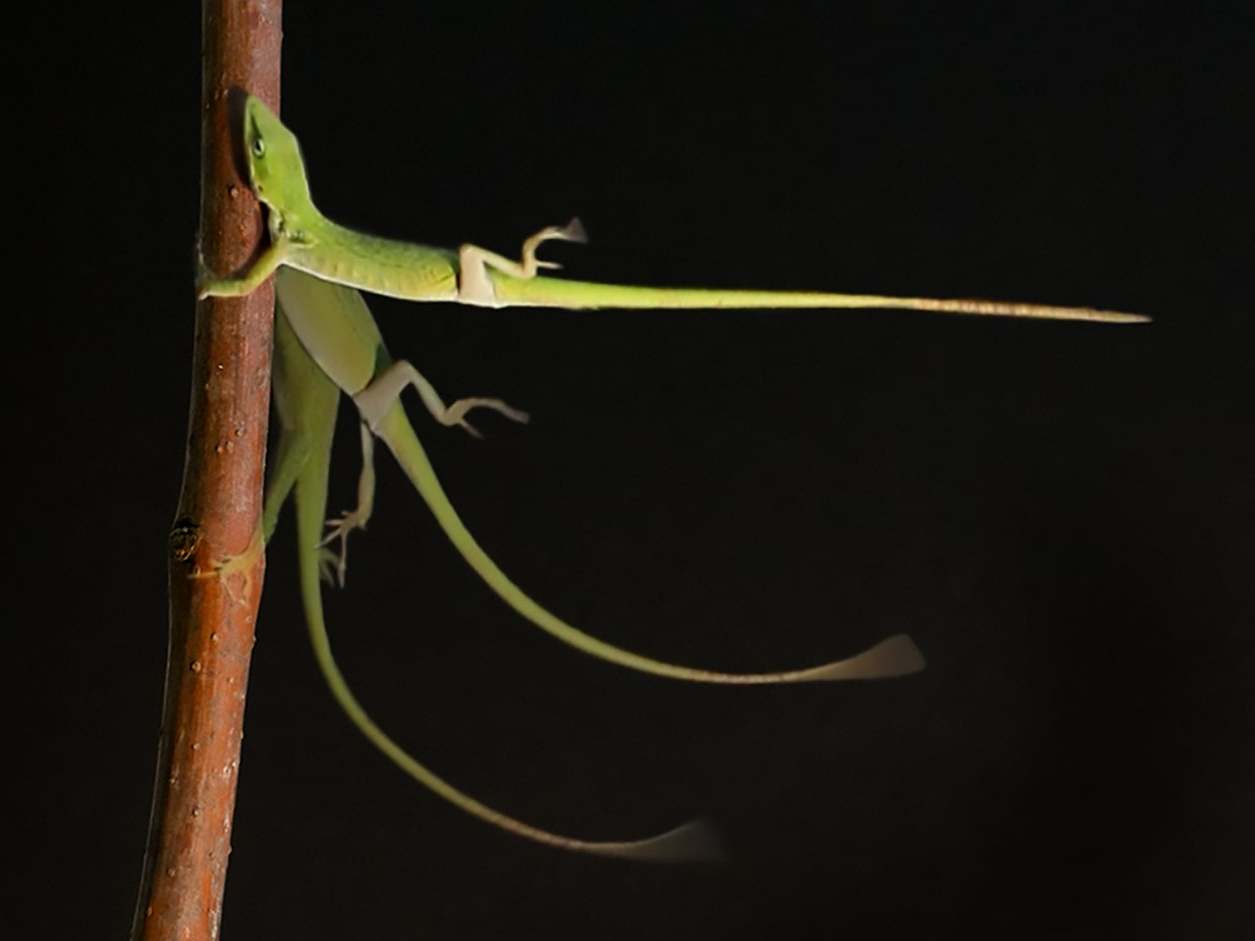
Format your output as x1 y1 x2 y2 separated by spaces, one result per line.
252 135 265 157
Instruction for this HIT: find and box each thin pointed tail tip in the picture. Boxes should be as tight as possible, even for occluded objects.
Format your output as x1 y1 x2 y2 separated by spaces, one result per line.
1061 306 1148 324
595 818 725 864
806 634 926 682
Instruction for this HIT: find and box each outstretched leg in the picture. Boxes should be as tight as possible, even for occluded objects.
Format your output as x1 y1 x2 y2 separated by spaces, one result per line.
323 359 529 583
457 217 588 307
353 359 530 437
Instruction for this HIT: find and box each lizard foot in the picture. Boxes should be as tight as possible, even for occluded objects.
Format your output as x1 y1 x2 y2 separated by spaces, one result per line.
443 396 531 439
319 509 370 587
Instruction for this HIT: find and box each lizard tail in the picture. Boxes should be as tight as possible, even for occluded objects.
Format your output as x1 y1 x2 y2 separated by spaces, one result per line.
373 404 926 684
292 453 719 860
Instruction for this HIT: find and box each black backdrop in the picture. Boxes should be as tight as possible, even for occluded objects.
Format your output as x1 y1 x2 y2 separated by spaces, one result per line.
8 4 1251 938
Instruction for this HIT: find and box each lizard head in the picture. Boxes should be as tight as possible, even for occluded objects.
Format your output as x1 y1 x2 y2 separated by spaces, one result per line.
241 95 313 214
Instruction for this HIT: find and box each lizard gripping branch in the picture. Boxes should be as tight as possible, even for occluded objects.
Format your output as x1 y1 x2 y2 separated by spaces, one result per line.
211 93 1147 859
200 96 1147 324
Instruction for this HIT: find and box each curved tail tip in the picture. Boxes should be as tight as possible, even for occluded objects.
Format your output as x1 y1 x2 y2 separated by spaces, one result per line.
597 818 724 863
807 634 926 681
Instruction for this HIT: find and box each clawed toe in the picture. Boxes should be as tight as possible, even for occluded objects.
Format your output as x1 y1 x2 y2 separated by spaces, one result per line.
445 396 529 437
558 217 587 243
318 510 368 587
317 547 342 587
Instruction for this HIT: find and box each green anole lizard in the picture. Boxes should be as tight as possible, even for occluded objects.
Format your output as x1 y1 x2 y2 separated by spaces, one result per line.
201 96 1145 324
201 95 1146 861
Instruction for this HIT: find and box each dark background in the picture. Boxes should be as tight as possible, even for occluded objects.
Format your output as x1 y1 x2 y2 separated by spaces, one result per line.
8 3 1251 938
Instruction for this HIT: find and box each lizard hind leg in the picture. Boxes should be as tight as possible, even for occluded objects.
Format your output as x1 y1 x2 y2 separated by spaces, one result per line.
457 217 587 306
319 423 377 588
325 363 529 585
353 360 530 439
520 216 587 273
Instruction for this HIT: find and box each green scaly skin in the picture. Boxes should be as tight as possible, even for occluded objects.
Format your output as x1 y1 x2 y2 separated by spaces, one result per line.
213 94 1148 859
266 267 922 859
267 306 720 859
200 95 1147 323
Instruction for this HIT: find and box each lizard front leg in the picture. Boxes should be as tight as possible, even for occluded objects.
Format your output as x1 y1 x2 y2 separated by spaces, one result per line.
197 240 290 299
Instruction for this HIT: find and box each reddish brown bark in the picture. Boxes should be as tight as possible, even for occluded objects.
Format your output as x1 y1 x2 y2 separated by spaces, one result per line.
131 3 282 939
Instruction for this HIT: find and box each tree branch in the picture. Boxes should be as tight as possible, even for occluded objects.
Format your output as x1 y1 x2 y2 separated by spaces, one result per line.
131 3 281 939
